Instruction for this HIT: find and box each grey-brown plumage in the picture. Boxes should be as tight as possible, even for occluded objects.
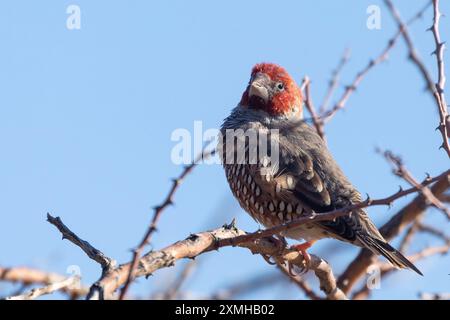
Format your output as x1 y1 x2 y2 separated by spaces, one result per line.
219 63 422 275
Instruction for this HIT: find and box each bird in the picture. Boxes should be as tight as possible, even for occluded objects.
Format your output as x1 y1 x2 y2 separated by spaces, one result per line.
219 62 422 275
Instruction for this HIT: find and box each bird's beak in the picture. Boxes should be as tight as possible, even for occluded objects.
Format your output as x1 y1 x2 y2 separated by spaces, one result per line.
248 75 269 104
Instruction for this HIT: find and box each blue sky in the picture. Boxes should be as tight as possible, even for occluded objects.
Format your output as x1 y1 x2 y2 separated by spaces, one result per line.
0 0 449 299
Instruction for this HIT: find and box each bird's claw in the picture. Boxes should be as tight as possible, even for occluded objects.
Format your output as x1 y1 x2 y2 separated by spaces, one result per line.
261 254 277 265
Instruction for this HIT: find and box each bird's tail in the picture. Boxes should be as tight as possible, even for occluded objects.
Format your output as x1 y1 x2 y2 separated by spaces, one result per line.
358 235 423 276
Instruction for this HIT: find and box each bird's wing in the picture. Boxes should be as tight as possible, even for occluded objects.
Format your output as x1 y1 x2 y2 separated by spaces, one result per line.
256 121 375 243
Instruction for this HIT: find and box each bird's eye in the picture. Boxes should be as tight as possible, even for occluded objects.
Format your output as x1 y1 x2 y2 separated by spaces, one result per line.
276 82 285 90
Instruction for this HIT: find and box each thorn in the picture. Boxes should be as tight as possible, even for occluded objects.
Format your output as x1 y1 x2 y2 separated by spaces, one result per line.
187 233 199 242
145 273 153 279
397 185 404 193
222 218 237 230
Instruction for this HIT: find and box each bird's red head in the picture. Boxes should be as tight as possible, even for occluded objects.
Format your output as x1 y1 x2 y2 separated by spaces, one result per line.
240 63 303 117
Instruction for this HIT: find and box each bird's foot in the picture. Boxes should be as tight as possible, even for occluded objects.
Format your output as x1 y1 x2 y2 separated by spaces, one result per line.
261 253 277 265
290 240 316 267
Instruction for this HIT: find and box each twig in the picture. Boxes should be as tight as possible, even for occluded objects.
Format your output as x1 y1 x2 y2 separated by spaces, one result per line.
384 0 450 157
337 172 450 295
119 149 214 300
301 77 326 140
47 213 116 273
322 1 432 123
319 48 351 114
4 276 80 300
430 0 450 154
380 149 450 219
0 266 88 299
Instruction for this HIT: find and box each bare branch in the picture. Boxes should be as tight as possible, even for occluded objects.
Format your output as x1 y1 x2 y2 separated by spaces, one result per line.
319 48 351 114
301 77 326 140
322 1 431 123
47 213 116 272
380 149 450 219
384 0 450 157
4 276 80 300
0 266 88 299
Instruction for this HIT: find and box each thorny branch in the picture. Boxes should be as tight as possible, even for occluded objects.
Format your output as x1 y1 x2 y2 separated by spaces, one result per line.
322 1 432 124
380 149 450 219
384 0 450 157
47 213 116 273
4 276 80 300
301 77 326 140
0 266 88 299
319 48 351 114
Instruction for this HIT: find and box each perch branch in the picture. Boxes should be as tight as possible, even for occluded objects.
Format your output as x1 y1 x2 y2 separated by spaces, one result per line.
80 222 346 300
